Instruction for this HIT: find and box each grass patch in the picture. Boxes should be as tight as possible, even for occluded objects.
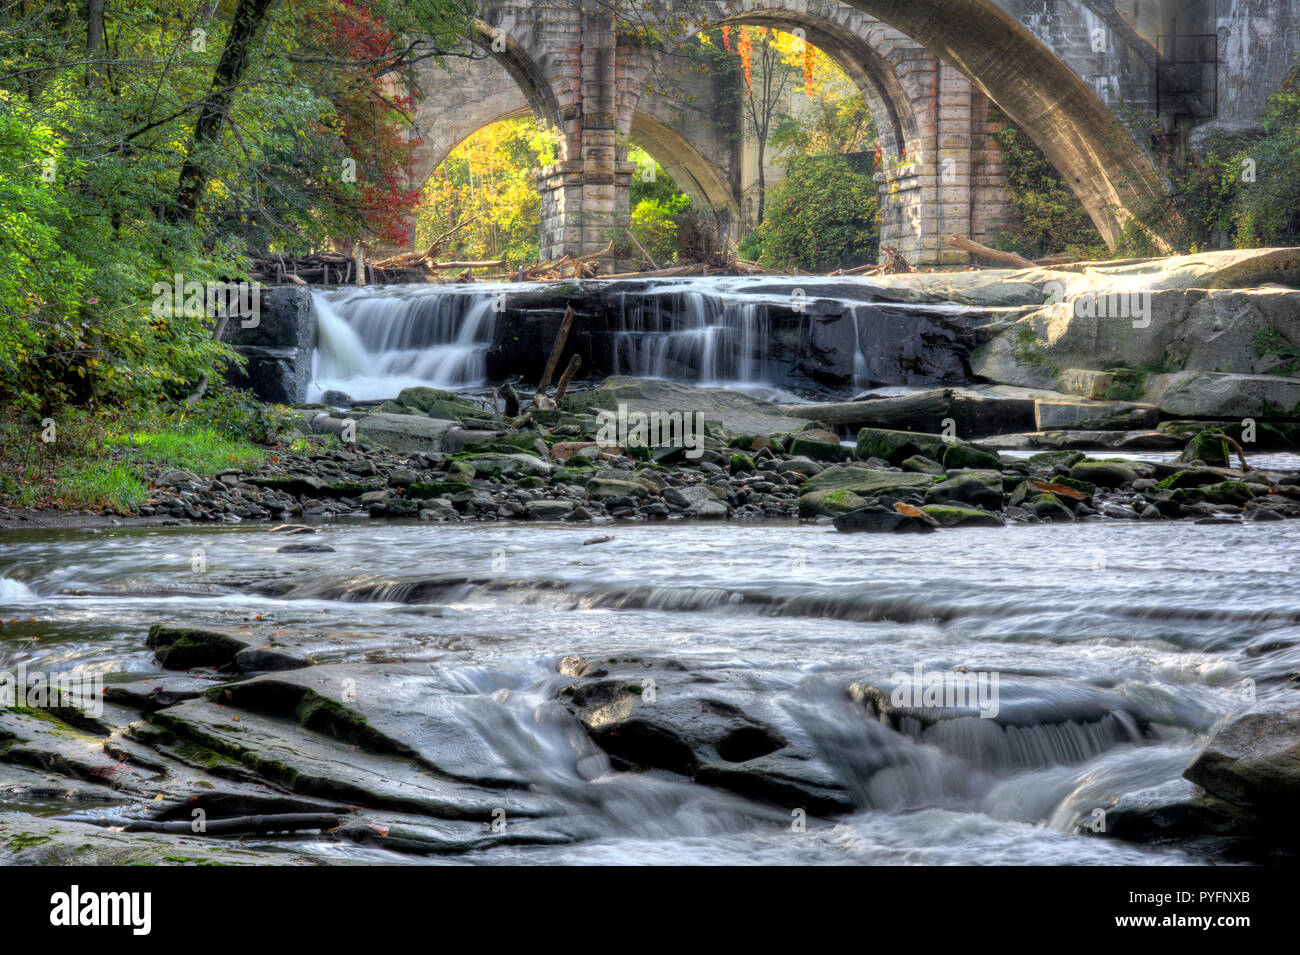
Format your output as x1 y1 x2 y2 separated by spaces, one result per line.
107 429 265 474
0 388 280 513
1012 326 1061 376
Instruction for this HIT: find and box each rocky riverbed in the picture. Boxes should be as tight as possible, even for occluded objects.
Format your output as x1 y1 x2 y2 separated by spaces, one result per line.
6 375 1294 535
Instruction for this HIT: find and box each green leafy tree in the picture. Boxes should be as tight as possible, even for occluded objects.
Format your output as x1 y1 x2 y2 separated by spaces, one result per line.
739 154 879 271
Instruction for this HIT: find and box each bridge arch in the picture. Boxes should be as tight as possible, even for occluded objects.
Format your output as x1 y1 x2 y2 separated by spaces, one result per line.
465 18 567 151
629 112 740 244
633 2 960 262
644 0 1171 249
803 0 1171 245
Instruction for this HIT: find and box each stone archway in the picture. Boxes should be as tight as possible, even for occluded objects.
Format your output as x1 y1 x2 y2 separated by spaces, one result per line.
406 0 1180 266
629 112 741 250
627 3 983 264
814 0 1173 246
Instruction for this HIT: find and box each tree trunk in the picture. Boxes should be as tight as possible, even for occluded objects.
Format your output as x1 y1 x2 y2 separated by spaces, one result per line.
86 0 105 89
170 0 276 224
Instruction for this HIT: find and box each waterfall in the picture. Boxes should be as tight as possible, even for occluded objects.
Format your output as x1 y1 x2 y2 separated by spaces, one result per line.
850 309 870 391
309 286 499 402
613 289 772 385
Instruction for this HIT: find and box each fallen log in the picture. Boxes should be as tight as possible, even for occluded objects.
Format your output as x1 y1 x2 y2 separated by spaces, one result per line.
601 263 707 280
430 259 507 270
553 353 582 403
373 215 478 268
829 262 883 277
85 812 341 835
948 234 1035 269
625 229 660 270
536 304 575 402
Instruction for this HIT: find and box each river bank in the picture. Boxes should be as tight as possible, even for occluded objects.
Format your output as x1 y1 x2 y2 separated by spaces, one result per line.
6 375 1296 535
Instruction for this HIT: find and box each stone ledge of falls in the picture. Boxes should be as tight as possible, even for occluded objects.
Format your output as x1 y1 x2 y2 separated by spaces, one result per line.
866 247 1300 307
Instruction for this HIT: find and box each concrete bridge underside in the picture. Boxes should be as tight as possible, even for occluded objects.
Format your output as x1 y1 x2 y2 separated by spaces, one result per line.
408 0 1300 268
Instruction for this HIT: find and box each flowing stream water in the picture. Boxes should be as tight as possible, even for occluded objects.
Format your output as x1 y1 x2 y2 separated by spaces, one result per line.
3 518 1296 864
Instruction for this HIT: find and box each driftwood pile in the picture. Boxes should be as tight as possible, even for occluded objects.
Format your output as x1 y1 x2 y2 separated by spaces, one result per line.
493 304 581 416
249 217 1084 288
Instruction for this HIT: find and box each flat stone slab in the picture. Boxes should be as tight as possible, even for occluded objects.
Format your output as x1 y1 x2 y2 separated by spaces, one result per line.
983 430 1185 451
305 412 463 453
1034 399 1159 431
560 376 801 436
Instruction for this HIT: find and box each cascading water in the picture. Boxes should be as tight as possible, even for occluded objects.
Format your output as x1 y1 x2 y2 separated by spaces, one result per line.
613 288 772 386
310 286 501 402
305 276 987 404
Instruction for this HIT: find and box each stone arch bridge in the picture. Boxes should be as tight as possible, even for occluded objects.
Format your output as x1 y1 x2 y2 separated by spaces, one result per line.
408 0 1300 267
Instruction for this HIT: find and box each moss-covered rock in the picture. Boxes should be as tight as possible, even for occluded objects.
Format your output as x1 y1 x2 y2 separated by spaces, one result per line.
1173 480 1255 506
446 461 475 483
920 504 1006 527
925 476 1004 511
1178 431 1232 468
854 428 947 465
586 478 649 500
407 481 473 499
1031 493 1075 522
1070 460 1138 488
800 467 936 506
396 387 483 420
798 489 869 517
320 480 380 499
146 624 249 670
1027 450 1086 469
462 454 553 478
900 454 945 475
941 443 1002 471
1154 468 1227 491
788 435 853 462
551 468 592 487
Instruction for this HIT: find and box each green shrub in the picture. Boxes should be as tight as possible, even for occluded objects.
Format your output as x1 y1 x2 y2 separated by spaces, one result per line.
740 154 879 271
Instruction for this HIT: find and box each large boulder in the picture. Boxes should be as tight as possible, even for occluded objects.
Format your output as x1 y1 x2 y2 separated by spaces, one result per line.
1184 703 1300 817
557 655 854 814
924 475 1004 510
1178 431 1232 467
1143 371 1300 419
801 466 936 504
832 506 937 533
395 387 485 421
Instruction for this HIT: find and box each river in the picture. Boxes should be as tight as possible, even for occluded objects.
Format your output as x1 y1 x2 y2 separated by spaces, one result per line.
3 515 1295 864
